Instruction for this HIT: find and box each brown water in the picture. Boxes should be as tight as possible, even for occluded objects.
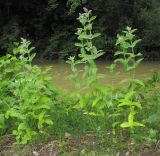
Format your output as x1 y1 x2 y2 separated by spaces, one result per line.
36 60 160 90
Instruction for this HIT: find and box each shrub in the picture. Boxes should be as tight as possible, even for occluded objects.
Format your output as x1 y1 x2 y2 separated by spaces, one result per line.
0 18 22 53
139 7 160 59
0 39 55 144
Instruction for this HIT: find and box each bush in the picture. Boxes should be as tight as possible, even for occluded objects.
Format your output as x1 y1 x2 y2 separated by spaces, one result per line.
44 29 76 59
139 7 160 59
0 18 22 53
0 39 55 144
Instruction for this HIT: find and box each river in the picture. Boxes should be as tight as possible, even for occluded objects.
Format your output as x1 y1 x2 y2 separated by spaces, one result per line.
36 60 160 91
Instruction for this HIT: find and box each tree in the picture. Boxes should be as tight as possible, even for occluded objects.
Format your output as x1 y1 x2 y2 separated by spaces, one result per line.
0 0 159 59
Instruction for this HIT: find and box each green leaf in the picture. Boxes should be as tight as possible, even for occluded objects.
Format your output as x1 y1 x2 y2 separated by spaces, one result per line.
87 24 92 30
39 96 50 104
78 34 90 40
18 123 27 130
120 78 145 87
5 109 25 120
81 52 104 61
89 16 96 22
131 102 142 109
126 66 135 72
120 122 130 128
74 97 87 109
134 58 143 68
114 51 124 56
38 111 45 129
122 42 131 49
45 119 53 125
30 53 36 61
92 97 100 107
118 101 142 109
91 33 101 39
75 43 83 47
125 91 135 100
131 39 142 47
13 130 18 135
133 122 145 127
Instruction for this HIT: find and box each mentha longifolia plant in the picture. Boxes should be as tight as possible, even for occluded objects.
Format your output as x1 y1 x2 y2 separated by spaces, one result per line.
67 9 146 142
0 38 54 144
114 27 145 131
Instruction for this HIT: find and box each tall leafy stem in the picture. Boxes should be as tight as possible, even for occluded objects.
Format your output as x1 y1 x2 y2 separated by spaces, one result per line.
114 27 145 133
67 8 105 116
67 8 104 91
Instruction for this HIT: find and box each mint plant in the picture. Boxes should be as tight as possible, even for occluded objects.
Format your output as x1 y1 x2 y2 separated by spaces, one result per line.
0 39 54 144
67 9 107 116
115 27 144 86
114 27 145 132
68 8 104 88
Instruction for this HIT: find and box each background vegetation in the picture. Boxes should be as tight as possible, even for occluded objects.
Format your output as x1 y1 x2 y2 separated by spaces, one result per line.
0 0 160 60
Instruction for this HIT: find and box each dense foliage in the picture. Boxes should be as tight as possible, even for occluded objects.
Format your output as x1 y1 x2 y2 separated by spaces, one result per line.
0 0 160 60
0 39 55 144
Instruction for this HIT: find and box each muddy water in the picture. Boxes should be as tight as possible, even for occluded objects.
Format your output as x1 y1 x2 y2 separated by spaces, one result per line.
36 60 160 90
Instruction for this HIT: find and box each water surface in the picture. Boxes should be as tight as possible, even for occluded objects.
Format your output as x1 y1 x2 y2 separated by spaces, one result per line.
36 60 160 90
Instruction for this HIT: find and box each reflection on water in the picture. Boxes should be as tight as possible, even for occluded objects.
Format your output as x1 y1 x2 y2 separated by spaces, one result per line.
35 60 160 90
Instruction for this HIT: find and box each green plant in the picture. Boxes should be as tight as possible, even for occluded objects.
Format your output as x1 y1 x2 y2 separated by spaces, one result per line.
118 91 144 129
0 39 54 144
74 8 104 85
114 27 145 133
142 72 160 141
67 8 108 116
